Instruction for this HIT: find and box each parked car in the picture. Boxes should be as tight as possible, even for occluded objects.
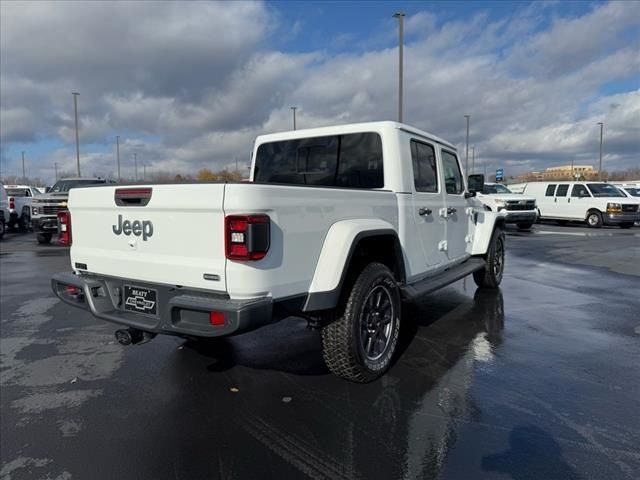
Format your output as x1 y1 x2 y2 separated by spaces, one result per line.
0 183 10 240
31 177 114 244
4 184 40 231
51 121 507 383
522 182 640 228
476 183 537 230
614 184 640 226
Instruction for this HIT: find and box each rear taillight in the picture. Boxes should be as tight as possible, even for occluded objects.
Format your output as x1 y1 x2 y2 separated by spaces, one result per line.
58 210 72 246
9 197 15 210
225 214 270 261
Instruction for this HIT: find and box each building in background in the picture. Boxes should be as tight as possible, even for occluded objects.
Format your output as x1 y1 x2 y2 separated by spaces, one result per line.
517 164 598 183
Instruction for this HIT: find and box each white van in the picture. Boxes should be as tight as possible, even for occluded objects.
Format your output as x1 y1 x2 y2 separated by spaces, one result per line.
522 182 640 228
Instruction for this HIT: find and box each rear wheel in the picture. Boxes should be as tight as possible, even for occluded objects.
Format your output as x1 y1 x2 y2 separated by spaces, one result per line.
0 220 5 240
321 262 401 383
586 211 603 228
19 212 30 232
473 229 505 289
36 233 52 244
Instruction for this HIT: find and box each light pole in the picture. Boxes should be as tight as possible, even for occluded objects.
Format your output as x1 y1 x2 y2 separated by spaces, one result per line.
471 146 475 174
464 115 470 175
597 122 604 180
143 162 146 181
290 106 297 130
21 151 25 182
116 135 121 181
55 162 58 181
134 153 138 181
72 92 81 177
393 11 405 123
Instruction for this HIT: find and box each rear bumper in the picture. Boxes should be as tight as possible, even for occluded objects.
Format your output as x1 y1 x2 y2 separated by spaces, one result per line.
32 216 58 232
51 272 273 338
603 212 639 225
503 210 537 224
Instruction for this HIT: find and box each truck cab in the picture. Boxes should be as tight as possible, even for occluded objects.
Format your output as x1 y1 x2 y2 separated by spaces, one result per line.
476 182 537 230
52 121 505 382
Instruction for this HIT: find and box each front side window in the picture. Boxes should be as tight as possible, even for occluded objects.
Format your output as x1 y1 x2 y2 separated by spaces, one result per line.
254 132 384 189
556 185 569 197
624 187 640 197
545 184 557 196
410 140 438 193
441 150 463 194
571 184 590 197
587 183 625 198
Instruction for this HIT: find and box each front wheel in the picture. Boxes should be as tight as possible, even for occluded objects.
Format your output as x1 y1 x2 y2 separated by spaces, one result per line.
586 211 603 228
321 263 401 383
473 229 505 289
36 233 52 244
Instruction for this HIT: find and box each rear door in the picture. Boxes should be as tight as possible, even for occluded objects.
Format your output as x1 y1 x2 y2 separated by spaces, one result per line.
440 149 470 262
554 184 570 218
69 184 228 292
409 138 447 269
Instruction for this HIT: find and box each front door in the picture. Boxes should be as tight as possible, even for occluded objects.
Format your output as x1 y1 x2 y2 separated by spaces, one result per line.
410 139 447 270
440 149 470 261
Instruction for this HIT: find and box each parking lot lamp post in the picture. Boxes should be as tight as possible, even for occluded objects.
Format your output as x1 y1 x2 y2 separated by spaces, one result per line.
290 106 297 130
471 146 475 174
22 151 25 182
464 115 470 175
55 162 58 181
116 136 121 181
134 153 138 181
597 122 603 180
72 92 81 177
393 11 405 123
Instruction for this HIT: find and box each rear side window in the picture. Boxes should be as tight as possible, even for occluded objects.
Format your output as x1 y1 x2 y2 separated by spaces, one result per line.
571 184 590 197
441 150 463 194
254 132 384 189
556 185 569 197
545 184 556 196
410 140 438 192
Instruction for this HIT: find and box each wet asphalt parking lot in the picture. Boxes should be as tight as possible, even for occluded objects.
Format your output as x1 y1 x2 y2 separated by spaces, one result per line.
1 224 639 480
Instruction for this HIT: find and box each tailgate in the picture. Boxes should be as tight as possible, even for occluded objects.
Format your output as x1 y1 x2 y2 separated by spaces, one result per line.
68 184 227 292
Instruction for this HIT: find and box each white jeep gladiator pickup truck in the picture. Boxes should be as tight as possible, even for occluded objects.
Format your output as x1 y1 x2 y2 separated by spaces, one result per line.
52 121 506 382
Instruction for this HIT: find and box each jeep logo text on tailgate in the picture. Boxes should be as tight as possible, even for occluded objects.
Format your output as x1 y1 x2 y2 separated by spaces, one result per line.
112 214 153 241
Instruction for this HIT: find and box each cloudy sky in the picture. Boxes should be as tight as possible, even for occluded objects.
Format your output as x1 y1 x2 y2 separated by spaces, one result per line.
1 0 639 183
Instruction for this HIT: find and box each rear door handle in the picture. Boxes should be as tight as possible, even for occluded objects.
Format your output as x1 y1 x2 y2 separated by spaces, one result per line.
447 207 457 215
419 208 432 216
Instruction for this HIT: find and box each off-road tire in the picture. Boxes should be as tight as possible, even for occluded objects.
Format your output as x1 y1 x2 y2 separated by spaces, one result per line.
586 211 603 228
517 222 534 231
473 229 505 289
321 262 401 383
36 233 52 244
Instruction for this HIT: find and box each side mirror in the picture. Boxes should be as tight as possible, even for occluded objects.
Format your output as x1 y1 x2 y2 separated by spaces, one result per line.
466 174 485 197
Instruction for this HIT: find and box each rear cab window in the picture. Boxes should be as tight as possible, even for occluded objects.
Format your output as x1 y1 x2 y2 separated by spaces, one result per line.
410 140 438 193
253 132 384 189
441 150 463 194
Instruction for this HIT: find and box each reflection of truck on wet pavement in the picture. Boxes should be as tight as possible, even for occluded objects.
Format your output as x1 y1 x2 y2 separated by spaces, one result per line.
52 121 506 382
31 177 112 244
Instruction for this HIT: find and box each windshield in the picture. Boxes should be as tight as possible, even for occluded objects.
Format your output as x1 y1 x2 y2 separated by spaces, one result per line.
483 184 512 194
587 183 625 198
49 179 105 193
6 188 33 197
